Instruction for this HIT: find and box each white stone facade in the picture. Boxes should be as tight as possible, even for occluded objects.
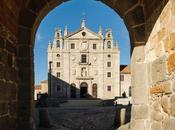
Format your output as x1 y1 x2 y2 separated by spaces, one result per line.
34 80 48 100
48 20 120 99
120 65 131 98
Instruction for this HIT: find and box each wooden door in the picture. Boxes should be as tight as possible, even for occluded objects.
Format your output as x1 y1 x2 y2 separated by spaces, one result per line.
92 84 97 98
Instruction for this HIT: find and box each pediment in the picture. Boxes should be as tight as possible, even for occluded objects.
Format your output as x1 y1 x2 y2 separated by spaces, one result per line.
66 28 100 39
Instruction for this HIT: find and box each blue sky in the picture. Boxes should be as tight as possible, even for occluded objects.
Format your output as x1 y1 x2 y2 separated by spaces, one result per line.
34 0 130 84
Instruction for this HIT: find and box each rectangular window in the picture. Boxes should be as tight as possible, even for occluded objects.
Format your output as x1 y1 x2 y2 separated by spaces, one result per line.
57 85 61 91
107 62 111 67
93 44 96 49
107 86 111 91
57 62 60 67
57 72 60 77
107 72 111 77
81 54 87 63
120 75 124 81
56 40 60 48
71 43 75 49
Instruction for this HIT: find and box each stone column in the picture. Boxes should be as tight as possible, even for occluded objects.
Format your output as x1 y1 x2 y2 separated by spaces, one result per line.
130 46 150 130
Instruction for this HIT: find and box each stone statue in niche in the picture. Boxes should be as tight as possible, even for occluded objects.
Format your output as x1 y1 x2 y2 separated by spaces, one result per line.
81 67 87 77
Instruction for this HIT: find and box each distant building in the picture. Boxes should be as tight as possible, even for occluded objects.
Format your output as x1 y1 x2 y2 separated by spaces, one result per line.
34 80 48 100
47 20 120 99
120 65 131 97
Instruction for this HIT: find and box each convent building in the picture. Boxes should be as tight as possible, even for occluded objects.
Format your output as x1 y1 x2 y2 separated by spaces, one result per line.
47 20 120 99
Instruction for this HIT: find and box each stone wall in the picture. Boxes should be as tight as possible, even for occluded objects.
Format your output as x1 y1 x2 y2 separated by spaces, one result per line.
144 0 175 130
0 0 171 130
0 1 24 130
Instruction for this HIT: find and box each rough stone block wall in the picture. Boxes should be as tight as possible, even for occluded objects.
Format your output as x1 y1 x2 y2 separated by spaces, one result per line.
0 1 26 130
145 0 175 130
0 0 171 130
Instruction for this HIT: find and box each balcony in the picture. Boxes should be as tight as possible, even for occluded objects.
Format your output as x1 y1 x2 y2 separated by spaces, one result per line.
78 61 91 65
76 76 94 80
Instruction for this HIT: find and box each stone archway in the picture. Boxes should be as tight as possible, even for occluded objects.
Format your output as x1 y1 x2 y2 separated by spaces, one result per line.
70 83 76 98
0 0 172 130
80 82 88 98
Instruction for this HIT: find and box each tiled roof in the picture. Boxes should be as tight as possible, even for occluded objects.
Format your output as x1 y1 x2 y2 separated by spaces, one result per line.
35 85 41 90
41 80 48 83
120 65 131 74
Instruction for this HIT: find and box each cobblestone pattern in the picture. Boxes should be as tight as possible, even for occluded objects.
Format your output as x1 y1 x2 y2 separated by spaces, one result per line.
35 107 116 130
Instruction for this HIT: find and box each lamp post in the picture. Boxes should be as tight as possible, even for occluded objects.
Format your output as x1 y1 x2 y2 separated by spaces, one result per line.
49 61 52 97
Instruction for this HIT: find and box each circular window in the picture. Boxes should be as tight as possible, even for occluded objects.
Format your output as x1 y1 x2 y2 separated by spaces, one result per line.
82 32 86 36
107 54 111 58
56 54 60 57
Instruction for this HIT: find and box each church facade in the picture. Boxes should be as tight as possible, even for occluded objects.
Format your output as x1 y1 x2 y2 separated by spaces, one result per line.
48 20 120 99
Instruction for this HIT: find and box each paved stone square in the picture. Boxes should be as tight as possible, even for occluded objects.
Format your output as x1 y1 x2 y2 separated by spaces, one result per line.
35 100 117 130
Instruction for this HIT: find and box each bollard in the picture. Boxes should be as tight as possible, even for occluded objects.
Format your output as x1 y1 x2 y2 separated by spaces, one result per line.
120 108 126 126
39 108 51 128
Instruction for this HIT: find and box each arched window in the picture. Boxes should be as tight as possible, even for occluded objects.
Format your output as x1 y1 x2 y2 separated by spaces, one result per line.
56 40 60 48
70 83 76 98
107 41 111 48
57 33 60 37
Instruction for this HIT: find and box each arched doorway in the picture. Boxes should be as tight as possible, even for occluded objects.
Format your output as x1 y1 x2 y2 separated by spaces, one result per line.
70 83 76 98
80 82 88 98
10 0 169 129
92 83 97 98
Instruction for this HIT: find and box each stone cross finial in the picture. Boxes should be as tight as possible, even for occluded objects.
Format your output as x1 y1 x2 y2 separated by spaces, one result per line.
81 19 86 28
64 26 68 36
98 26 102 36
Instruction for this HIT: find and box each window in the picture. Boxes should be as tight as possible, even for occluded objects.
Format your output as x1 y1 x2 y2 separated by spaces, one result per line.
56 40 60 48
107 72 111 77
107 62 111 67
57 62 60 67
57 33 60 37
57 85 61 91
107 41 111 48
120 75 124 81
82 32 86 36
129 86 132 97
71 43 75 49
107 86 111 91
56 54 60 57
108 33 110 38
93 44 96 49
57 72 60 77
81 54 87 63
107 54 111 58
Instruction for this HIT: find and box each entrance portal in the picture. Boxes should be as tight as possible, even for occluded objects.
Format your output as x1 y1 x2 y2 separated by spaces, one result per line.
70 83 76 98
80 82 88 98
92 84 97 98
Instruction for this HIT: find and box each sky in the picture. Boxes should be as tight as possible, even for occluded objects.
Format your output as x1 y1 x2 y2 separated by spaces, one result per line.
34 0 130 85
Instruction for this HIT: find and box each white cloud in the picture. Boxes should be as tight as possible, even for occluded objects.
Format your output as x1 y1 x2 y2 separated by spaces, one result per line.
36 32 43 41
